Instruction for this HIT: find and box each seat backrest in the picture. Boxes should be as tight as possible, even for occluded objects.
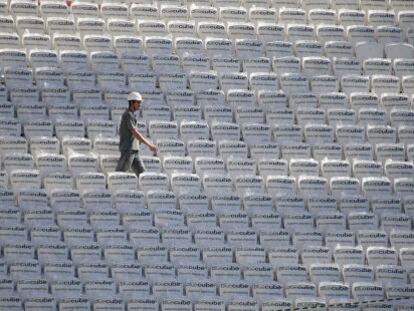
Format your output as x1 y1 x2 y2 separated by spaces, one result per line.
100 3 128 19
189 71 218 92
168 21 195 39
296 105 324 125
219 72 248 92
159 53 188 73
0 32 20 50
161 227 192 247
385 160 414 181
364 58 392 75
249 8 276 25
159 73 188 93
394 177 414 198
4 68 32 90
381 212 411 233
298 176 329 198
332 59 361 82
190 5 218 22
203 104 232 126
265 41 293 60
174 37 204 57
203 174 233 196
138 172 169 193
234 175 264 196
178 192 209 214
211 56 240 74
197 21 225 41
59 50 89 72
70 1 98 17
22 33 51 51
289 158 319 178
210 193 241 216
377 26 404 45
279 73 309 95
338 7 366 27
366 246 398 267
362 176 392 198
16 103 48 128
355 42 384 63
181 54 210 74
227 22 256 41
288 24 315 42
352 282 384 302
173 104 200 122
399 247 414 270
144 36 172 56
308 7 338 26
304 124 334 144
211 122 240 142
10 169 41 192
248 73 277 94
81 189 113 212
272 124 302 144
358 108 387 127
357 230 389 249
148 120 178 142
227 89 255 110
279 144 311 162
275 262 307 284
347 25 376 46
15 15 44 35
155 139 185 158
195 230 226 249
180 118 210 142
163 156 193 175
324 42 353 63
219 6 247 23
218 140 248 160
47 17 76 37
238 123 271 145
170 172 201 194
278 8 306 24
195 156 225 177
196 89 224 109
3 153 34 176
83 34 112 53
90 51 119 73
310 75 339 94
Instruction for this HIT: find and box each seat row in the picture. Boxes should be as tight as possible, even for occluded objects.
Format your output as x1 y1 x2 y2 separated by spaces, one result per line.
1 218 413 263
0 271 413 302
1 176 414 213
3 60 414 93
1 151 414 196
2 10 414 42
4 114 414 146
2 88 414 117
4 0 414 24
1 45 413 75
1 198 414 240
0 295 413 311
3 131 414 163
2 28 413 61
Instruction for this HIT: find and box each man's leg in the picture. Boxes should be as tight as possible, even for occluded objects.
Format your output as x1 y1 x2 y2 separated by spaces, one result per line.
130 153 145 177
116 152 131 172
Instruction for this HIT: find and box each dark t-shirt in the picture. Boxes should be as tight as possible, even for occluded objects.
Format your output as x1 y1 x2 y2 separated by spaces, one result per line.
118 108 138 152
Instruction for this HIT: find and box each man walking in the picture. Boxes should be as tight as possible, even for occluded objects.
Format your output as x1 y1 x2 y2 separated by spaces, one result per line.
116 91 158 177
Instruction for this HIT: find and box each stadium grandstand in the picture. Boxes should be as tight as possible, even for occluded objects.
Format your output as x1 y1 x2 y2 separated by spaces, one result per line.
0 0 414 309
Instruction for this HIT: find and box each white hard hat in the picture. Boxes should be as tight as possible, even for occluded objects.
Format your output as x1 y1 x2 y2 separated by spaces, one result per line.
127 91 142 101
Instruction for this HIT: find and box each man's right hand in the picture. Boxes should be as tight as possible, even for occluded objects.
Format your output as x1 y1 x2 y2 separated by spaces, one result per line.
149 144 158 155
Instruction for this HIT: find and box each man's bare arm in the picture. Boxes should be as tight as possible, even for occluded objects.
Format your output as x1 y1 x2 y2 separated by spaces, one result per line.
131 129 158 154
